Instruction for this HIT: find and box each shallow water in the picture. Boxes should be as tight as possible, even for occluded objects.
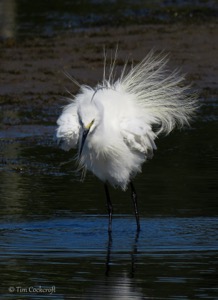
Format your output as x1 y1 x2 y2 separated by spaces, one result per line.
0 216 218 299
1 0 218 39
0 113 218 299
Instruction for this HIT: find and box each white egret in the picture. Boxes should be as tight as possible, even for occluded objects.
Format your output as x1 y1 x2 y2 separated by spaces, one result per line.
56 51 197 232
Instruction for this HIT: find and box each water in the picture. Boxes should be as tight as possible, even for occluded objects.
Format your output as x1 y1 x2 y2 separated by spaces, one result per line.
1 0 218 39
0 115 217 299
0 216 217 299
0 0 218 299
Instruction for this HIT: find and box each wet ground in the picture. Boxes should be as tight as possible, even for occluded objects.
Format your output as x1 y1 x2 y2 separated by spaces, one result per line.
0 0 218 299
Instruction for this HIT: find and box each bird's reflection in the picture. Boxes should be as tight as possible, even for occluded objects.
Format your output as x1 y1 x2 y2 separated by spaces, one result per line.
105 229 140 277
84 230 143 299
130 230 140 278
105 230 113 276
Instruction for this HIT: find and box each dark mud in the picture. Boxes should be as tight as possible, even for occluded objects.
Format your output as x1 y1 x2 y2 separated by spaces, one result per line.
0 21 218 195
1 22 218 131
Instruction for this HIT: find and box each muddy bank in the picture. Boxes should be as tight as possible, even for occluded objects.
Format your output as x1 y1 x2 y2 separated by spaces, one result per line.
0 23 218 129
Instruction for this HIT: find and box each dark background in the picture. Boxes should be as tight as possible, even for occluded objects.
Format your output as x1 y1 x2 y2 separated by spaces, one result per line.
0 0 217 299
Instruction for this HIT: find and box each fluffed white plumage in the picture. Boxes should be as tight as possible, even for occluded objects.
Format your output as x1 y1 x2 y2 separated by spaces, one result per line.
56 52 197 191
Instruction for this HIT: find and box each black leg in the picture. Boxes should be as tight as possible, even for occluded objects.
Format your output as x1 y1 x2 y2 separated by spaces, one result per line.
104 183 113 232
130 181 140 231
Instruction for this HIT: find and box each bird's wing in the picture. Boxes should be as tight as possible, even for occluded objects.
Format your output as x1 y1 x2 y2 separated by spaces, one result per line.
120 117 157 158
56 102 80 151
